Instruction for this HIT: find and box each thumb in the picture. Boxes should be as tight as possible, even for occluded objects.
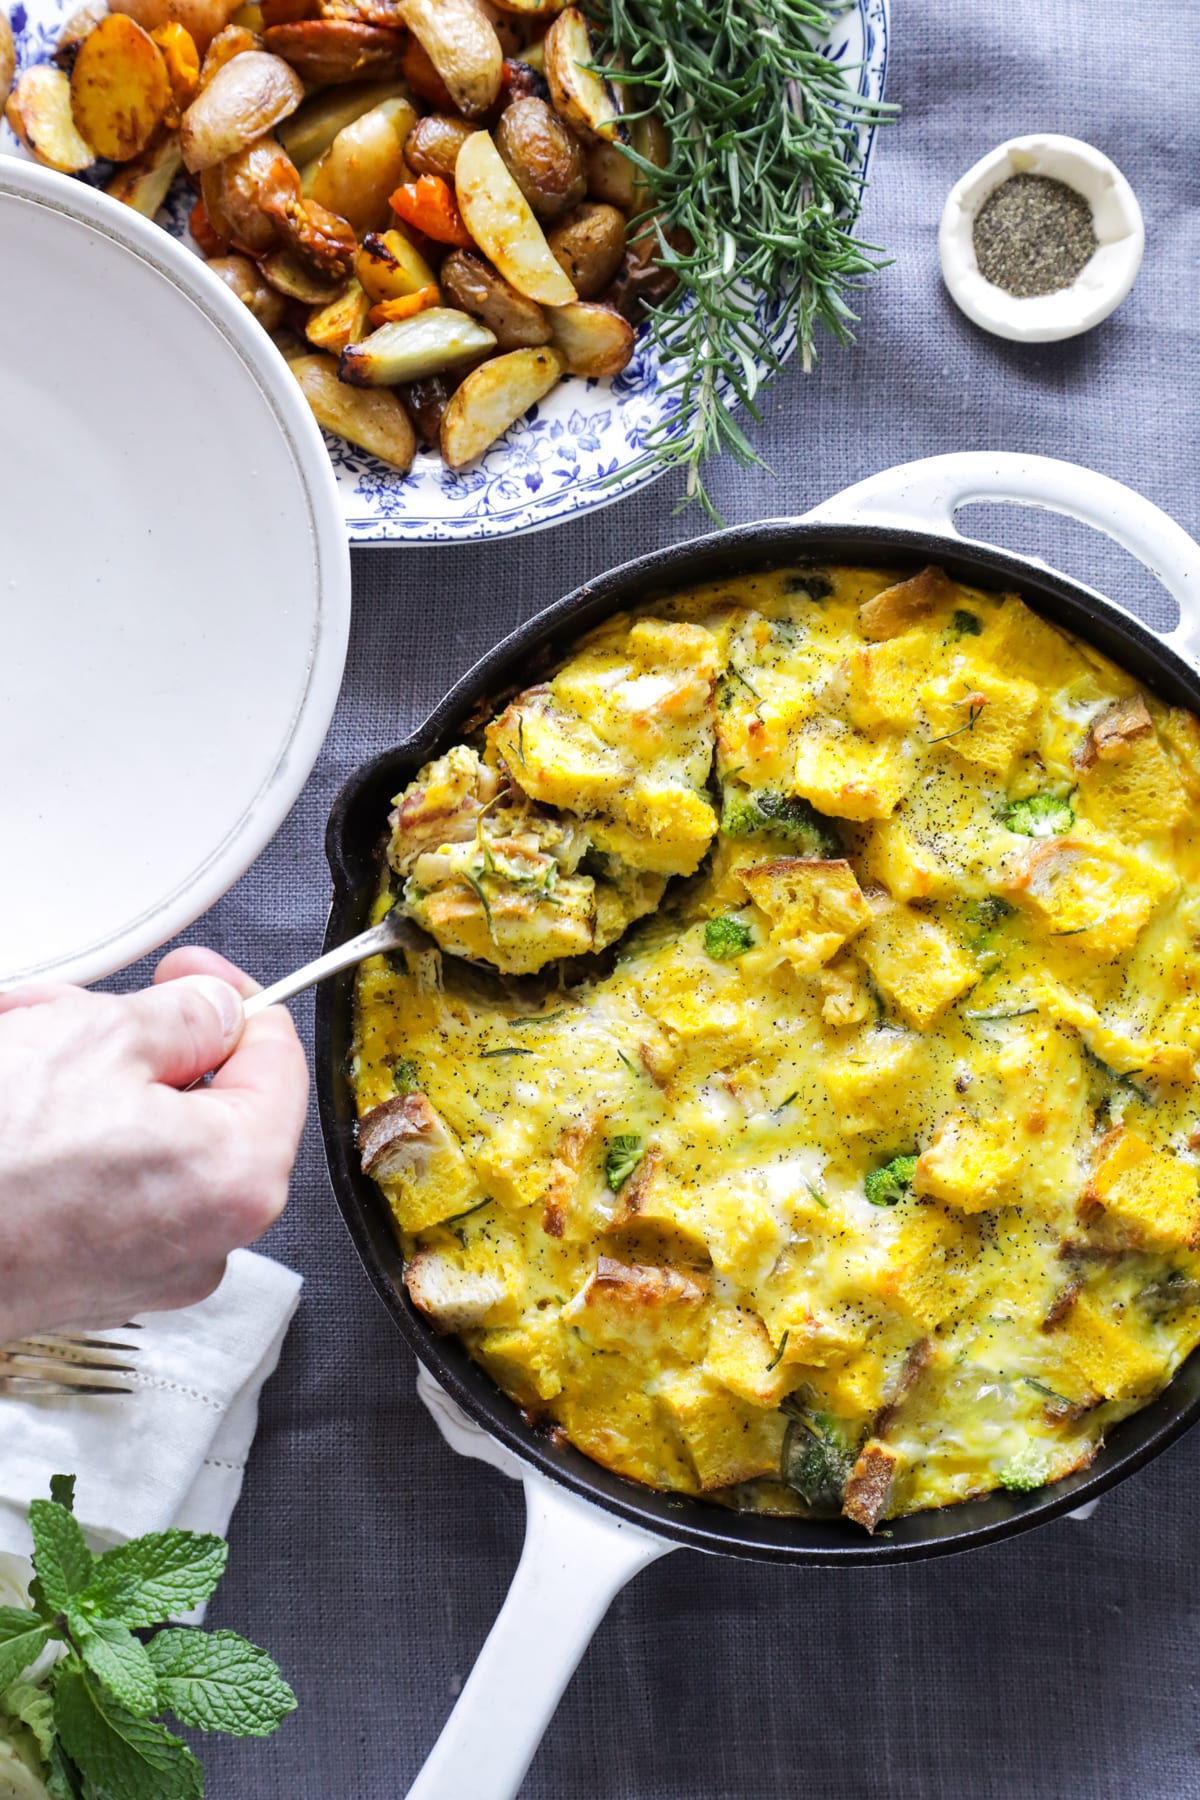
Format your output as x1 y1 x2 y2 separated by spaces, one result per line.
121 975 245 1087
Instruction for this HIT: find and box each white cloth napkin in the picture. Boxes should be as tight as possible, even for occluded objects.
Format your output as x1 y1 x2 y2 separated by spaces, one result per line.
0 1250 301 1591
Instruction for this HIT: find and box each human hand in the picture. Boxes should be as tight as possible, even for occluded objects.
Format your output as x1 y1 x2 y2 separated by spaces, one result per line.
0 947 308 1340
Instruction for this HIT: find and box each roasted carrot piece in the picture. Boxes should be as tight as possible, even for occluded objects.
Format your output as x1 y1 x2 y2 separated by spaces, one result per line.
368 284 440 324
390 173 472 246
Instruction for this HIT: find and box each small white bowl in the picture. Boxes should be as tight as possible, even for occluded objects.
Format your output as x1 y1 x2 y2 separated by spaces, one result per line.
938 133 1144 343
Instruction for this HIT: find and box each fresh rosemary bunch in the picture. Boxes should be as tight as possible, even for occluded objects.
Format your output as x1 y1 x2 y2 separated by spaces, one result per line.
597 0 894 515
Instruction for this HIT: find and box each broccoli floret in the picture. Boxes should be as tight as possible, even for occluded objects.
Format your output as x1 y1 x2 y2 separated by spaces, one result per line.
1003 793 1075 837
946 608 982 640
865 1153 918 1208
392 1058 420 1094
721 787 842 857
783 568 833 601
780 1406 857 1510
604 1134 643 1191
704 915 754 961
998 1442 1049 1494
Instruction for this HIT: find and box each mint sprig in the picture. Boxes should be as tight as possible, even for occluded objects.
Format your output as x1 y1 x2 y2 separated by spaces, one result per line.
0 1478 295 1800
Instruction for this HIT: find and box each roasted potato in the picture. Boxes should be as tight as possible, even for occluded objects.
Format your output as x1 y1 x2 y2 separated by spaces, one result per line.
339 307 496 384
439 344 563 467
261 19 405 82
292 352 417 470
543 5 620 142
397 0 501 118
403 110 473 178
280 192 357 273
307 92 415 233
489 0 561 13
230 0 264 23
397 373 453 445
306 276 371 350
151 19 200 112
180 47 302 168
276 75 403 163
69 13 171 159
6 65 95 172
322 0 405 22
112 0 237 54
603 239 681 321
547 298 633 376
200 133 298 253
494 96 585 220
440 249 550 349
545 200 624 299
105 129 183 213
259 0 313 19
258 245 346 300
197 19 259 79
480 1 521 58
455 128 577 306
206 250 288 325
355 226 438 300
51 1 108 75
498 54 548 100
586 114 666 211
0 14 11 113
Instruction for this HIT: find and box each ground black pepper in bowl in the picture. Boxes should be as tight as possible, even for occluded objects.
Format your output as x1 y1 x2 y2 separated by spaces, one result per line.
972 173 1098 297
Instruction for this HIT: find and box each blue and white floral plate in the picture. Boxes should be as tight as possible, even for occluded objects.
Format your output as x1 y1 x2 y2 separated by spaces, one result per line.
2 0 889 543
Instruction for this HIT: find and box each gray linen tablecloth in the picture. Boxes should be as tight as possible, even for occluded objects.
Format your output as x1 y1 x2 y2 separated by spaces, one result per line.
110 0 1200 1792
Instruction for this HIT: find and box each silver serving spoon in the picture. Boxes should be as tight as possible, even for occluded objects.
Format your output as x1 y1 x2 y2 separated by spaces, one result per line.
242 909 422 1019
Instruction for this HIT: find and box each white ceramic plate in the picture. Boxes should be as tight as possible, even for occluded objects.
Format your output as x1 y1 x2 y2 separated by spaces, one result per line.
1 0 889 543
0 158 350 987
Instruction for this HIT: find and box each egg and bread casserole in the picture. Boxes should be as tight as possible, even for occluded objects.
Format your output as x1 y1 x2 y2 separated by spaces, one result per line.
351 562 1200 1530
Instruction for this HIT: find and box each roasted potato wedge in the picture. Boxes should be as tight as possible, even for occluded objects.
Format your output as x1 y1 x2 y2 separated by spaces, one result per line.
70 13 171 159
276 75 404 163
440 344 563 467
307 92 415 233
151 19 200 112
440 249 550 349
51 2 108 76
306 275 372 350
355 226 438 300
206 250 287 325
455 128 577 306
6 65 95 172
112 0 238 55
396 0 501 118
292 352 417 469
339 307 496 384
258 245 346 300
322 0 404 22
261 19 404 83
200 133 298 253
180 47 302 168
546 298 633 376
403 110 473 178
585 114 667 212
543 6 620 142
494 96 585 220
545 200 624 299
197 19 259 79
105 128 184 213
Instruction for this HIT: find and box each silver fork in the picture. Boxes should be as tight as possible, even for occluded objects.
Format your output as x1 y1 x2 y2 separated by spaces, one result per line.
0 1329 140 1398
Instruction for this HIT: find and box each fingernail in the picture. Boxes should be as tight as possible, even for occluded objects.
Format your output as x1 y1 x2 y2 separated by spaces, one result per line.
181 975 244 1041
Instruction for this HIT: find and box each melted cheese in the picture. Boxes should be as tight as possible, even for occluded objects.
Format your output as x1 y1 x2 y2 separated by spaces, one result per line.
353 565 1200 1527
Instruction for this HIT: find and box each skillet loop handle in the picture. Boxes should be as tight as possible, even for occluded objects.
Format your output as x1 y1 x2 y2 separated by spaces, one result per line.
405 1471 671 1800
805 452 1200 670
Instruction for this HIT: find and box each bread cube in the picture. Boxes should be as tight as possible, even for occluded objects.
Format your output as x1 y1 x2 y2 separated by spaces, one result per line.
914 1111 1019 1213
1004 836 1176 958
822 1031 925 1134
792 727 913 821
1050 1291 1168 1401
921 662 1041 776
476 1317 566 1405
739 856 870 971
358 1093 487 1233
1081 1128 1200 1251
657 1370 787 1488
858 565 956 640
881 1202 983 1332
1076 730 1188 840
841 629 937 730
864 814 955 902
857 903 976 1029
704 1307 799 1407
978 597 1086 688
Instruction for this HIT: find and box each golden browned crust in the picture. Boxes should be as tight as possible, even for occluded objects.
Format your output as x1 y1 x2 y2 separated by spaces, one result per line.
858 565 957 641
842 1440 899 1532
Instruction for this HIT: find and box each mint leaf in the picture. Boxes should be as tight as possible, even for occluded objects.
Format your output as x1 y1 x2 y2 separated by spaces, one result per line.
54 1663 201 1800
29 1504 93 1614
45 1741 82 1800
86 1535 227 1628
49 1478 76 1515
2 1679 57 1762
70 1618 158 1717
0 1612 53 1691
147 1630 296 1738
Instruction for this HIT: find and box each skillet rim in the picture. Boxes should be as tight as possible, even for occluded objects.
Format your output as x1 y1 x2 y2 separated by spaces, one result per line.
316 516 1200 1565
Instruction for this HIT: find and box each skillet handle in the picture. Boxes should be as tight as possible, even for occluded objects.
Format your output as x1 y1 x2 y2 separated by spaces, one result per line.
805 452 1200 669
405 1471 671 1800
